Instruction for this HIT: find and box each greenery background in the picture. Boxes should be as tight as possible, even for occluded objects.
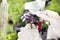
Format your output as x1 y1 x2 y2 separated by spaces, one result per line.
0 0 60 40
8 0 34 25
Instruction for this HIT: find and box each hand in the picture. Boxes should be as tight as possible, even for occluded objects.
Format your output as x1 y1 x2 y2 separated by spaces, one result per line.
21 11 31 22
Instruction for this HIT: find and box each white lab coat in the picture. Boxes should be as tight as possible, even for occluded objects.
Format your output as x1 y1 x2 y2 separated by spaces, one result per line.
25 0 46 12
18 23 42 40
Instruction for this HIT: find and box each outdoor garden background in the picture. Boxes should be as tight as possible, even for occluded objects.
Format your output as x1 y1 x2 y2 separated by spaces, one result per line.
0 0 60 40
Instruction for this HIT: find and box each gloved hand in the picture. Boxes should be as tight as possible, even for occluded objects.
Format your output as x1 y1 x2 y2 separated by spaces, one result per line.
21 10 31 22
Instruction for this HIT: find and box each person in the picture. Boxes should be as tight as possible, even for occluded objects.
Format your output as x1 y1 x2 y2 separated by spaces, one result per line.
18 23 42 40
21 0 58 39
18 9 42 40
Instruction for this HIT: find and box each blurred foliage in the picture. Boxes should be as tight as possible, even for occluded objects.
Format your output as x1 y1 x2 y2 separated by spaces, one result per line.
7 31 18 40
6 24 14 33
6 24 18 40
8 0 34 25
0 25 15 40
47 0 60 15
0 0 2 3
